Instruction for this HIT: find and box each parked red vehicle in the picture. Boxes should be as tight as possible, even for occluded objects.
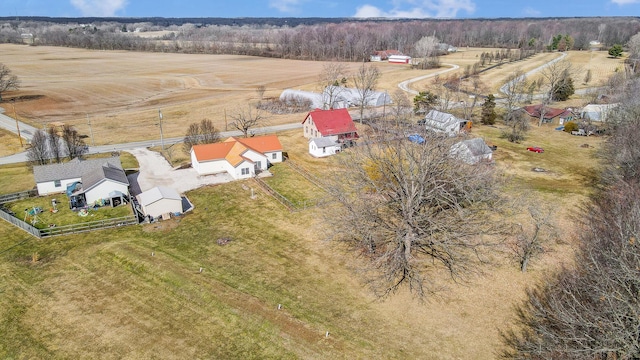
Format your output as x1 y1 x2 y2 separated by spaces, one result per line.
527 146 544 153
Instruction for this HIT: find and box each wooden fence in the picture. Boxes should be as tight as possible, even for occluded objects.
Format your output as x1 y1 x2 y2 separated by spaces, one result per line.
0 190 139 238
0 190 38 203
39 215 138 238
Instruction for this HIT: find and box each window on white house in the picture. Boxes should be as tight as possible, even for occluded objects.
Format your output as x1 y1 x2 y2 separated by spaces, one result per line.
272 153 277 159
255 161 262 169
54 180 61 187
323 147 326 153
241 168 250 175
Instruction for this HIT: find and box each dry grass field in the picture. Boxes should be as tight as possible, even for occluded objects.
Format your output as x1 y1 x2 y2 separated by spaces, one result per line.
0 44 609 359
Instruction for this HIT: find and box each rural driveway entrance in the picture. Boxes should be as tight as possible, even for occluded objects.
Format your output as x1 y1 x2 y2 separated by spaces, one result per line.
126 147 233 195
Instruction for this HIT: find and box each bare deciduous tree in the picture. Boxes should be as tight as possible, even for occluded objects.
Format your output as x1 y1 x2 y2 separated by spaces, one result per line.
501 70 528 120
47 125 63 164
389 89 412 124
537 59 575 126
413 35 440 69
230 105 266 137
61 125 87 160
255 85 266 100
183 119 221 153
318 62 348 110
0 63 19 101
326 127 508 298
352 63 380 123
27 129 49 166
509 201 558 272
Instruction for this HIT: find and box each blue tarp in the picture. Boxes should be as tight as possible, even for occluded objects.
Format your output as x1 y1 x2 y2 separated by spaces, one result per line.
66 181 82 196
408 134 425 144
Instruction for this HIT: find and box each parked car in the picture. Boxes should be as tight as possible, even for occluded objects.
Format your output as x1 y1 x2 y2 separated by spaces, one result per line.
527 146 544 153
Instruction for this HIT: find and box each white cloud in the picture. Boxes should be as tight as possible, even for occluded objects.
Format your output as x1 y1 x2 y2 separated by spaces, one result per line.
269 0 304 13
70 0 127 16
354 0 475 19
522 6 541 16
611 0 640 4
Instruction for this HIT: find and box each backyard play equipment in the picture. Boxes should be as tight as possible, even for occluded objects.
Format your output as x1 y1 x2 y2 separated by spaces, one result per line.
24 207 43 225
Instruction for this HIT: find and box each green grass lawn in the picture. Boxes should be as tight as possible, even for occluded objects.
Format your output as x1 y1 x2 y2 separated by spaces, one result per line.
0 123 606 359
5 194 132 229
262 163 328 206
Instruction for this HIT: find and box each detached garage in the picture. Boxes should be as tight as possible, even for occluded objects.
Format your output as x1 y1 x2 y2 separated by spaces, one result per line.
136 186 182 218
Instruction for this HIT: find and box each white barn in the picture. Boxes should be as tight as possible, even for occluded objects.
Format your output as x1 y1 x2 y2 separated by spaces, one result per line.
136 186 182 218
309 137 341 158
388 55 412 64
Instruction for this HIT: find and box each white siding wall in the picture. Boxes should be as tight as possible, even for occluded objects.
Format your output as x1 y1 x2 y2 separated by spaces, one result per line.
264 151 283 164
232 160 254 179
84 181 129 205
143 199 182 218
241 150 267 170
36 177 82 196
193 158 229 176
309 143 338 158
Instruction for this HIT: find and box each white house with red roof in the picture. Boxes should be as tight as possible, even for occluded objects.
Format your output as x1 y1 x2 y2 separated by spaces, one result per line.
190 135 283 180
302 108 358 145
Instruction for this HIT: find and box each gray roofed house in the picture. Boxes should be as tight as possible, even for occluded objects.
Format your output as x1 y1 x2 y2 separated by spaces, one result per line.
33 157 130 207
450 138 493 164
309 137 341 158
33 157 122 184
423 110 469 137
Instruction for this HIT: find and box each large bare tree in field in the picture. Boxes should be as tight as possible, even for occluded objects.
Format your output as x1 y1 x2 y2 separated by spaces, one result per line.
326 127 507 298
352 63 380 123
318 62 348 110
0 63 19 101
230 105 267 137
413 35 440 69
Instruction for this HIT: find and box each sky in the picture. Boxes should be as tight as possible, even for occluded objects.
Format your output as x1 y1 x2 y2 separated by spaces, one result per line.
0 0 638 19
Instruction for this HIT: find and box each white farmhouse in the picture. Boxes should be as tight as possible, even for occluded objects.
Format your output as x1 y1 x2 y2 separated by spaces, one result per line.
450 138 493 164
190 135 283 180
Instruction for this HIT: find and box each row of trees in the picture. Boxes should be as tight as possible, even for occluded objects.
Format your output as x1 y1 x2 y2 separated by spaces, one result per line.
27 125 87 165
1 17 639 62
502 76 640 359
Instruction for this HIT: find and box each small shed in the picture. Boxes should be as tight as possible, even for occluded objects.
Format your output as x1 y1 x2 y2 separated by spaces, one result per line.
136 186 182 218
309 137 341 157
450 138 493 164
389 55 412 64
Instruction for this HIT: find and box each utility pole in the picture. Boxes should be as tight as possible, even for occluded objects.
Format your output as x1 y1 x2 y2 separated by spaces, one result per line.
11 99 23 147
86 113 95 146
158 109 164 150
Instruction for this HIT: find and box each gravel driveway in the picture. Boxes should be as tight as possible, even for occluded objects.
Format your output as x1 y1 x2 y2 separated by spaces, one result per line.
126 148 234 195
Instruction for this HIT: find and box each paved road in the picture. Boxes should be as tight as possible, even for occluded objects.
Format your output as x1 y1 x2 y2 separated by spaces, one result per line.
0 121 302 165
398 63 460 95
0 106 39 143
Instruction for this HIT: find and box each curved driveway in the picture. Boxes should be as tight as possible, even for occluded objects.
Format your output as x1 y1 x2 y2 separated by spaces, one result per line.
126 147 233 195
398 63 460 95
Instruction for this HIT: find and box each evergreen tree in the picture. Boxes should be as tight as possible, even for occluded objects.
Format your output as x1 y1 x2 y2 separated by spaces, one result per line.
608 44 623 58
481 94 497 125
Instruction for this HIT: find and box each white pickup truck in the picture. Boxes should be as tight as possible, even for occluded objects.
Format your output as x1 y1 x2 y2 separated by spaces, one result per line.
571 129 587 136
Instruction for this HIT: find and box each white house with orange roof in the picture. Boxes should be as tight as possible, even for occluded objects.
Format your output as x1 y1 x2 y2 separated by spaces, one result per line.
190 135 283 179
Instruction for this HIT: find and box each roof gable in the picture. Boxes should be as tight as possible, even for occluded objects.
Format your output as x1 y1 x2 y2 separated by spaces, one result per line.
137 186 181 207
192 135 282 164
33 157 123 183
303 108 357 137
522 104 571 119
81 164 129 192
